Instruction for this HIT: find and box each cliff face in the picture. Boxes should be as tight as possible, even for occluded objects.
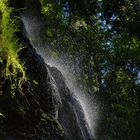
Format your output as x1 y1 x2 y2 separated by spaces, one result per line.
0 30 65 140
0 0 94 139
49 66 94 140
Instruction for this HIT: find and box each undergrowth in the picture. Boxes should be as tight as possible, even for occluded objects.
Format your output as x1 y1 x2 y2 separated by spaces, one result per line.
0 0 26 119
0 0 26 92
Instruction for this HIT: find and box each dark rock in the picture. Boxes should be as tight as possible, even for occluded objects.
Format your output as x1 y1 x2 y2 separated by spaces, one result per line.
8 0 25 9
49 66 94 140
0 0 95 139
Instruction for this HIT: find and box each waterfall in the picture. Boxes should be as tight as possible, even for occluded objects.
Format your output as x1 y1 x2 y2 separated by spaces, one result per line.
21 0 99 139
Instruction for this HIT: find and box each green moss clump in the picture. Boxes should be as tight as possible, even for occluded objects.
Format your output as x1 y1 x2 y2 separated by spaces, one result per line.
0 0 26 93
0 0 25 78
0 0 27 122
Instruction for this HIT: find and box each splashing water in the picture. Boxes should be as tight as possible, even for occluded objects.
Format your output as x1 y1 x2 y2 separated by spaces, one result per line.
21 0 100 138
46 58 99 136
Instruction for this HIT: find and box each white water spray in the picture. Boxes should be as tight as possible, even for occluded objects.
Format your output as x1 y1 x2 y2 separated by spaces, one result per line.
21 1 100 138
47 58 99 136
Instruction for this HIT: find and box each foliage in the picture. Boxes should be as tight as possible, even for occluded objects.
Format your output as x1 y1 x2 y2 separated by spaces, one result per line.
102 0 140 38
0 0 26 121
0 0 25 77
0 0 26 92
39 0 140 139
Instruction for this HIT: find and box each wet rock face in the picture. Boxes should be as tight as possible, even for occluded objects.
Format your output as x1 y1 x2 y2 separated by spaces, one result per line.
16 45 94 140
49 66 94 140
0 45 65 140
20 0 95 139
20 46 94 140
0 0 95 139
23 46 61 117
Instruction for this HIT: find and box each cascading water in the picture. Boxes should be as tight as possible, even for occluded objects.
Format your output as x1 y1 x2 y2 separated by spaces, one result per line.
21 0 99 139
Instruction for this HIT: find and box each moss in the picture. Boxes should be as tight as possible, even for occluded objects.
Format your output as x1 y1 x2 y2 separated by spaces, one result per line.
0 0 26 91
0 0 27 122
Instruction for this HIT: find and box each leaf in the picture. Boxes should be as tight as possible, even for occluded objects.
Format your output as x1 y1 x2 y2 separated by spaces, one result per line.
0 112 5 118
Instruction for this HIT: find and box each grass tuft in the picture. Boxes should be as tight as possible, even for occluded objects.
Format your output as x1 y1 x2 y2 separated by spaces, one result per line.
0 0 26 87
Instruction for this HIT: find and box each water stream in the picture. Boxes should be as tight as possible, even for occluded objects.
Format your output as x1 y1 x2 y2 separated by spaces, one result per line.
21 0 99 139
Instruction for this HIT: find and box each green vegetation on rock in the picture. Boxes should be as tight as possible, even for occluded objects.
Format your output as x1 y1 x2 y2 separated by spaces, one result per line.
0 0 26 122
